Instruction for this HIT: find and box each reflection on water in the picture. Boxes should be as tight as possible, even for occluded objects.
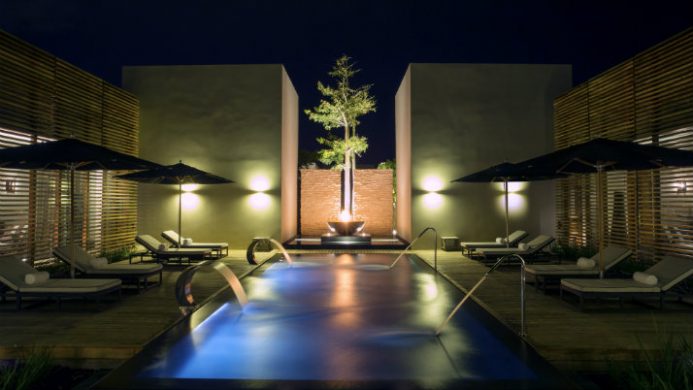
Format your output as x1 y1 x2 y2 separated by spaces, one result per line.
142 254 537 382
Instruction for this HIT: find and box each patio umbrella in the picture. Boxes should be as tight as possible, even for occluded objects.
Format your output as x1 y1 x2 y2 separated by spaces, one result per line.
517 138 693 276
0 138 161 275
116 162 233 247
453 162 565 247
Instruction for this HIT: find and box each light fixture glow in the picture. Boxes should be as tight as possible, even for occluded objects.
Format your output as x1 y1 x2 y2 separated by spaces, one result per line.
496 193 526 214
494 181 527 193
248 193 271 210
249 176 271 192
423 192 444 209
181 193 200 210
422 176 444 192
338 210 352 222
182 183 199 192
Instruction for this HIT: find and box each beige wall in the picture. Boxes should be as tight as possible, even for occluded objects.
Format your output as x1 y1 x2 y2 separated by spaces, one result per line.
123 64 297 249
281 68 298 242
397 63 571 247
395 67 412 241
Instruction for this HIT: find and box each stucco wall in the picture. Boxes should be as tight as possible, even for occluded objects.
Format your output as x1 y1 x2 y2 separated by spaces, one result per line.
123 64 297 248
398 63 572 246
300 169 393 237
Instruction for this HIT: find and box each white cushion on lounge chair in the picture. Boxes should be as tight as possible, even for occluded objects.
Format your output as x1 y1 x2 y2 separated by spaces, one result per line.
525 264 599 276
525 246 630 278
24 271 49 285
633 271 658 286
518 243 528 250
53 245 163 275
136 235 210 255
460 230 528 250
89 257 109 269
161 230 228 249
16 278 121 293
562 256 693 293
576 257 595 269
561 278 661 293
477 235 554 257
0 255 121 293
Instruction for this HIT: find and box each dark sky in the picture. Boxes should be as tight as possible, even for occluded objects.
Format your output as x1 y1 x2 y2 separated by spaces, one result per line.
1 0 691 165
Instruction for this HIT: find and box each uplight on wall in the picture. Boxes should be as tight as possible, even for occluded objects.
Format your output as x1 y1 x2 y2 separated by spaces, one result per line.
247 174 271 211
181 192 200 210
495 181 528 214
181 183 199 192
423 192 444 209
249 176 271 192
421 175 444 209
422 175 444 192
181 183 201 210
248 192 271 210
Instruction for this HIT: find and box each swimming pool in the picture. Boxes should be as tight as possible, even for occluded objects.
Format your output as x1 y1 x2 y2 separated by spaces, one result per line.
95 254 567 389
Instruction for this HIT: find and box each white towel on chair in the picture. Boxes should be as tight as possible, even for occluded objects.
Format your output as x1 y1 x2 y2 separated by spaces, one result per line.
183 238 193 245
89 257 109 268
633 271 658 286
576 257 596 269
25 271 49 285
495 237 503 243
518 242 528 250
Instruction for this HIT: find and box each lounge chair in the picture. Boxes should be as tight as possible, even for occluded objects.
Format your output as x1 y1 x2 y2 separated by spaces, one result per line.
525 245 632 290
161 230 228 259
53 245 163 292
560 255 693 310
135 234 211 264
460 230 528 255
0 255 121 310
476 234 555 261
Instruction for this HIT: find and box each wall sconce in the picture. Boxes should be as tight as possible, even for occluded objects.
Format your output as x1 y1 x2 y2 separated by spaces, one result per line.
248 175 271 211
421 175 444 209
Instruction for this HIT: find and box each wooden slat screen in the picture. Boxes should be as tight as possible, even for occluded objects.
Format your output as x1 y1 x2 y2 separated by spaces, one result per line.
0 29 140 263
554 27 693 263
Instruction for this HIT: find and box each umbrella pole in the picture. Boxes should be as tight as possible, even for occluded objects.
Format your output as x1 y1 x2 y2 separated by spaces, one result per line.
178 183 182 248
597 167 605 278
69 166 76 278
504 179 510 248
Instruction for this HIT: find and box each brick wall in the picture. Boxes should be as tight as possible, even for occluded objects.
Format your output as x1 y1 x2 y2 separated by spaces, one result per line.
300 169 394 237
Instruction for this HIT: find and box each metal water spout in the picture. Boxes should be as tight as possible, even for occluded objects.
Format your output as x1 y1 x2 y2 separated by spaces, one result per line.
246 237 293 265
175 260 249 315
390 227 438 270
436 253 527 337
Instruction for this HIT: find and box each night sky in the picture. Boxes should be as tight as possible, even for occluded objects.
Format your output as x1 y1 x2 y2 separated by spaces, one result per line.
1 1 691 165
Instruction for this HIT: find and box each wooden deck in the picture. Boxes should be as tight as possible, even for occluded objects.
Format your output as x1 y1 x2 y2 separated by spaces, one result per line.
1 249 692 375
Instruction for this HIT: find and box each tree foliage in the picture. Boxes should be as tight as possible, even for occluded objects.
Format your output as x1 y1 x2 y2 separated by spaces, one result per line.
305 55 376 169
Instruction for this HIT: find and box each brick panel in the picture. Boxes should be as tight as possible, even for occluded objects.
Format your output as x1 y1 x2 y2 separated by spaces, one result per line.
300 169 393 237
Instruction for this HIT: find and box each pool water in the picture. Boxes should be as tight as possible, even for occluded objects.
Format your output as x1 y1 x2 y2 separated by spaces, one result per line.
96 254 566 389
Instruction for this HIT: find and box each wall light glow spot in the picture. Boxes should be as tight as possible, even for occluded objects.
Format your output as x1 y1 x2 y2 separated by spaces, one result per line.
496 193 526 214
249 176 271 192
422 176 444 192
181 193 201 210
494 181 527 193
182 184 199 192
248 193 271 210
423 192 444 209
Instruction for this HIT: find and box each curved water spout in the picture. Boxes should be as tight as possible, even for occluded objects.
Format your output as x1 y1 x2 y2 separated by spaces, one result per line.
246 237 293 265
175 260 248 315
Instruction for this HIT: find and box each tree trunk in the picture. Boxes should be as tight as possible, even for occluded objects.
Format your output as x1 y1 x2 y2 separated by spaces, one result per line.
344 151 352 214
